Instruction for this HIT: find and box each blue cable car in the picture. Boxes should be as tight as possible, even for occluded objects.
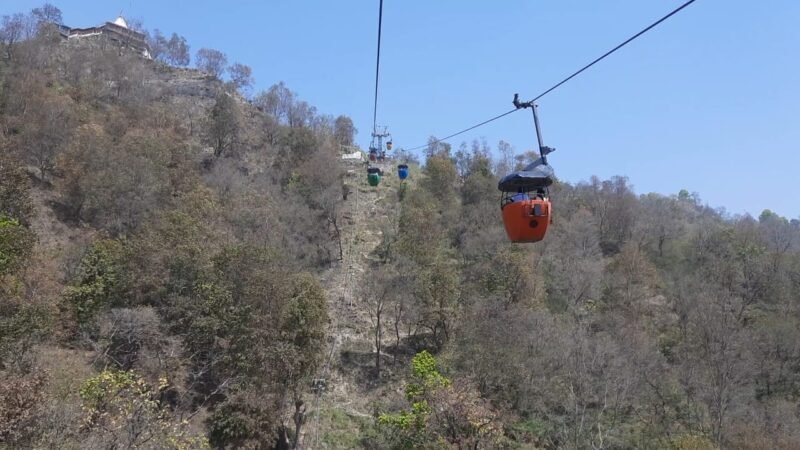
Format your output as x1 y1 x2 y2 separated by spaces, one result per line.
397 164 409 180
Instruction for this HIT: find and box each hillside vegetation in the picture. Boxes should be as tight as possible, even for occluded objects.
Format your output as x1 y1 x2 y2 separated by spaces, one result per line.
1 4 800 450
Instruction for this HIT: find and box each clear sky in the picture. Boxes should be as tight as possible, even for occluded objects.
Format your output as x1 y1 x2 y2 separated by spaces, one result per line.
3 1 799 219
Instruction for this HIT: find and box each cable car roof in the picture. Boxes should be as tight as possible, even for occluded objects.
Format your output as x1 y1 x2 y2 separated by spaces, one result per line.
498 158 554 191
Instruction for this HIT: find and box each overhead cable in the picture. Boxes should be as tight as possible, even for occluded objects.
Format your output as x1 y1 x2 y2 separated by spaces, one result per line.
372 0 384 136
404 0 698 152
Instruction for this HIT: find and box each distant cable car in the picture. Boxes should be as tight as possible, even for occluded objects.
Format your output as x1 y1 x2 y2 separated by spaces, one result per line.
367 167 382 186
369 148 378 162
386 140 393 150
499 95 557 243
397 164 409 180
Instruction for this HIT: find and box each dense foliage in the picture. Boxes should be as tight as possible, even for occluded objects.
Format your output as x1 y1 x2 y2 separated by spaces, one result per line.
1 3 799 449
0 4 348 448
364 139 800 449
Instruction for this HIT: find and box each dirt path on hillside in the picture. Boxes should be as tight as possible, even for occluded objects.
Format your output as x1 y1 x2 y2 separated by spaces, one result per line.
303 159 403 449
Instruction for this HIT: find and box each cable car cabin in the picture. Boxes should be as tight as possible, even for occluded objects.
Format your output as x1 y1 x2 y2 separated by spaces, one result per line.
367 167 382 186
500 191 551 243
386 140 393 150
497 158 555 243
369 148 378 162
397 164 409 180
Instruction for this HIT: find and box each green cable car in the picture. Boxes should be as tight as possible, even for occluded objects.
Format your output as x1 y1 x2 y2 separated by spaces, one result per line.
367 167 382 186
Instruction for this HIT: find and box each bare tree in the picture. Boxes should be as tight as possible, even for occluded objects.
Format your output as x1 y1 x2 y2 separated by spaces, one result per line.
548 209 604 312
126 17 146 33
252 82 297 124
24 92 73 182
494 139 515 176
577 175 638 253
365 266 399 378
288 100 316 128
166 33 190 66
680 286 753 447
632 193 686 258
148 30 189 66
0 13 29 58
334 115 356 147
228 62 254 93
147 29 167 60
30 3 62 28
195 48 227 78
293 142 345 261
513 150 542 171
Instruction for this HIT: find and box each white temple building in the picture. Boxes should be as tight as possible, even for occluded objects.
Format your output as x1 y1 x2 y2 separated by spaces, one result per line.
58 15 152 59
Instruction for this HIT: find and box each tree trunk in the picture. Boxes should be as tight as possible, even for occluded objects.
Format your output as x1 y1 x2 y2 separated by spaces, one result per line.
375 307 382 379
330 216 343 261
292 398 305 450
393 301 403 366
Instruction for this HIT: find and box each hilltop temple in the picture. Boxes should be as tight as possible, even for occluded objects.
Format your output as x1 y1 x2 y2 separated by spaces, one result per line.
58 16 151 59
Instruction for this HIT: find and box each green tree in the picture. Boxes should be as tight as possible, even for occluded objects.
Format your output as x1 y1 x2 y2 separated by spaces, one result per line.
0 154 34 224
62 239 126 329
126 186 223 304
375 351 503 449
0 217 35 277
759 208 784 224
275 272 329 386
421 153 457 204
207 91 240 157
207 386 283 449
397 188 445 266
377 351 450 449
174 281 253 395
482 246 544 308
79 370 208 448
413 258 461 346
196 248 327 449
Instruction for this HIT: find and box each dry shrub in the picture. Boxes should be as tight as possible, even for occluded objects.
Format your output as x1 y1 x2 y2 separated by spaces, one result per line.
0 370 46 444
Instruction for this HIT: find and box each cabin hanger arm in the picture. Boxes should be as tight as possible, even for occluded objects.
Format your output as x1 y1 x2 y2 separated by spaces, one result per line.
513 94 555 166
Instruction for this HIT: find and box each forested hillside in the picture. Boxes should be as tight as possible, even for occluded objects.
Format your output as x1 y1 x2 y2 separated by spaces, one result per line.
1 4 799 450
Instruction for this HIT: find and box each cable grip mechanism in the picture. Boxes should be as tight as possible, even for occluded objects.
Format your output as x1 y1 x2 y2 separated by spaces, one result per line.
512 94 555 162
513 93 534 110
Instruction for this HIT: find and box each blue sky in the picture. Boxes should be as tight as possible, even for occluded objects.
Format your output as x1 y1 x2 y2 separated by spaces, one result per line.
3 1 798 218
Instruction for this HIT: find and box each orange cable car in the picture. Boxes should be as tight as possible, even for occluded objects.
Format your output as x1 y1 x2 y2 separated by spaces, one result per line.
499 95 556 243
500 190 552 243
